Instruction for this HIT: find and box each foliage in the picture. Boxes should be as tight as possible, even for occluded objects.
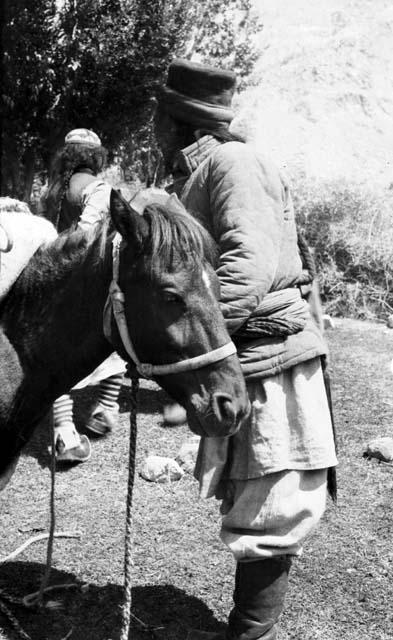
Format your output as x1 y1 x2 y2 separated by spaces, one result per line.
2 0 56 198
125 0 263 186
293 179 393 320
181 0 262 85
1 0 191 197
2 0 262 200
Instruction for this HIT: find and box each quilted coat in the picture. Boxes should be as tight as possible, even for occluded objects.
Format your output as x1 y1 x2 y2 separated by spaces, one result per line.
172 136 327 379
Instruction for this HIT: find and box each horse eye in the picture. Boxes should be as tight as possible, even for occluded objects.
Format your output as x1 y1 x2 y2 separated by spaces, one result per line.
163 291 183 304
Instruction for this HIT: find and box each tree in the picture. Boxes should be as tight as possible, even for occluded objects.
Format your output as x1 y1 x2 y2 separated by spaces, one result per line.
183 0 262 85
126 0 263 186
2 0 58 199
1 0 191 198
1 0 262 200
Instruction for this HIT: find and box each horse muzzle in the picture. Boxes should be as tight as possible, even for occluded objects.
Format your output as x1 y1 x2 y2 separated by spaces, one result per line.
186 391 250 438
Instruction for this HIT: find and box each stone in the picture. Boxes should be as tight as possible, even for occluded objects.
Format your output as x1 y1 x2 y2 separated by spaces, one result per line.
163 402 187 426
323 314 336 330
386 314 393 329
176 436 201 474
363 437 393 463
139 455 184 483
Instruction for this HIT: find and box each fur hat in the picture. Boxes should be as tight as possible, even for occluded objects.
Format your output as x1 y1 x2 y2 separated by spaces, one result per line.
65 128 102 147
158 59 237 126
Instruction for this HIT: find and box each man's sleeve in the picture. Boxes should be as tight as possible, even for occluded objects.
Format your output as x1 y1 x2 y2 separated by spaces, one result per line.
208 143 285 335
78 180 112 230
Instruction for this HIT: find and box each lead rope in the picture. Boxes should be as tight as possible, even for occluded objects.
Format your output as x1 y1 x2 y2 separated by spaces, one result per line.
120 368 139 640
0 377 143 640
0 417 77 640
0 598 32 640
35 414 57 605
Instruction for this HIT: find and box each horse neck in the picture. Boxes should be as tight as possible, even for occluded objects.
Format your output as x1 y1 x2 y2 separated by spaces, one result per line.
1 231 114 395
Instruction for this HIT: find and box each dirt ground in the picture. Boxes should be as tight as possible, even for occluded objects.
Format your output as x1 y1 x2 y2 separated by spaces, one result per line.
0 318 393 640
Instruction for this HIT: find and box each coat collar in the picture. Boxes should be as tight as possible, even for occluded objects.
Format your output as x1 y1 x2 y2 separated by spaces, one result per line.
72 166 96 177
173 135 222 177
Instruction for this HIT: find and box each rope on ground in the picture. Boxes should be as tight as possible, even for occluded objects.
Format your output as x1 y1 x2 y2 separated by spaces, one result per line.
22 583 83 609
0 532 81 564
0 416 81 639
34 415 57 607
120 370 139 640
0 599 32 640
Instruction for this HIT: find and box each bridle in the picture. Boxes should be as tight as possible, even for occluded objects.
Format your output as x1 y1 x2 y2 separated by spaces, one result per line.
104 233 237 379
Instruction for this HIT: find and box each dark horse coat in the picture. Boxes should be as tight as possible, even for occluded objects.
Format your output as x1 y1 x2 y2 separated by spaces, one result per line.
0 191 249 489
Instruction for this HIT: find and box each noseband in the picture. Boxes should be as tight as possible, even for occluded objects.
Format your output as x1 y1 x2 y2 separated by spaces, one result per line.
104 234 237 379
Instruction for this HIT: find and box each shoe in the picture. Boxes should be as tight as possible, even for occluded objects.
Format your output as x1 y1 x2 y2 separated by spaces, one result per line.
55 434 91 464
84 402 119 436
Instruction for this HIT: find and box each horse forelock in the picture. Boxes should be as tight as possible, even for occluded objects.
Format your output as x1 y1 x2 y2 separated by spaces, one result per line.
142 203 218 271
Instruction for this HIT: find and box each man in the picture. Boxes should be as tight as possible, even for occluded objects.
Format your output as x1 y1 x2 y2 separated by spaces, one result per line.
39 128 125 463
155 59 337 640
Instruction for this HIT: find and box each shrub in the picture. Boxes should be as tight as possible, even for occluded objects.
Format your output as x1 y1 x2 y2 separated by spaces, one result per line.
293 178 393 320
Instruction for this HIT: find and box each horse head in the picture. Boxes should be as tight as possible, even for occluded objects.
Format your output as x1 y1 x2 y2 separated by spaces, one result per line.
108 189 250 438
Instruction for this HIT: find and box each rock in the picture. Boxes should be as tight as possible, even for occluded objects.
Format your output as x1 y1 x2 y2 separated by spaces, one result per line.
139 455 184 483
363 437 393 463
163 403 187 426
176 436 201 473
323 314 336 330
386 314 393 329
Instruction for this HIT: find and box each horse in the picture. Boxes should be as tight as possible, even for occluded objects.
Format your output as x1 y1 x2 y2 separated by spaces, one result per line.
0 190 250 489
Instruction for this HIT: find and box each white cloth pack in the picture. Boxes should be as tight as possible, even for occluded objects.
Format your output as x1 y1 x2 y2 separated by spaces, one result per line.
0 209 57 301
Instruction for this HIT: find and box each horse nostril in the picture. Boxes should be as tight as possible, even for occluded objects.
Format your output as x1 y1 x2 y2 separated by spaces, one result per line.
213 393 236 424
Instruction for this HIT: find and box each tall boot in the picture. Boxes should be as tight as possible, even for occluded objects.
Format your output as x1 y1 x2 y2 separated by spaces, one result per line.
84 373 123 436
188 556 291 640
228 556 292 640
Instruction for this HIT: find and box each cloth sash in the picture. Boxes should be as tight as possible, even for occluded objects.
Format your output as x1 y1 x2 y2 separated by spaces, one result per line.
235 287 310 339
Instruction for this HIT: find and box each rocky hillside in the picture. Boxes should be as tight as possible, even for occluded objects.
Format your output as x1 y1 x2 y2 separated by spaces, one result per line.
233 0 393 188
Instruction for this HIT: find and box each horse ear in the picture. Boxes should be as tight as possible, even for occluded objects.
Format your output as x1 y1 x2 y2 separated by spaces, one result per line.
109 189 149 248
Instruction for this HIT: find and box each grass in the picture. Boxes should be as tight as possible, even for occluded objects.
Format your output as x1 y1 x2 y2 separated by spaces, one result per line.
0 318 393 640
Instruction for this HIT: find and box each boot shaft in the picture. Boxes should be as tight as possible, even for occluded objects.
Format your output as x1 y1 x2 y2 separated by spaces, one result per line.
228 556 292 640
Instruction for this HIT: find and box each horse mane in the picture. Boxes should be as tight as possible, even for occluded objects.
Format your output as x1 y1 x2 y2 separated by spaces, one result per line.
25 220 109 284
0 220 111 322
34 197 217 279
141 202 218 271
0 195 217 321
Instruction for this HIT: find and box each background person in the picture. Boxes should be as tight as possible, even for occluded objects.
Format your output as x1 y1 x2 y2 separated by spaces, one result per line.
39 128 125 463
155 59 338 640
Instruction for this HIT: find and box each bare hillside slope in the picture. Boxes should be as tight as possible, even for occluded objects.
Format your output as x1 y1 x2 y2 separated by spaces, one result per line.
234 0 393 186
